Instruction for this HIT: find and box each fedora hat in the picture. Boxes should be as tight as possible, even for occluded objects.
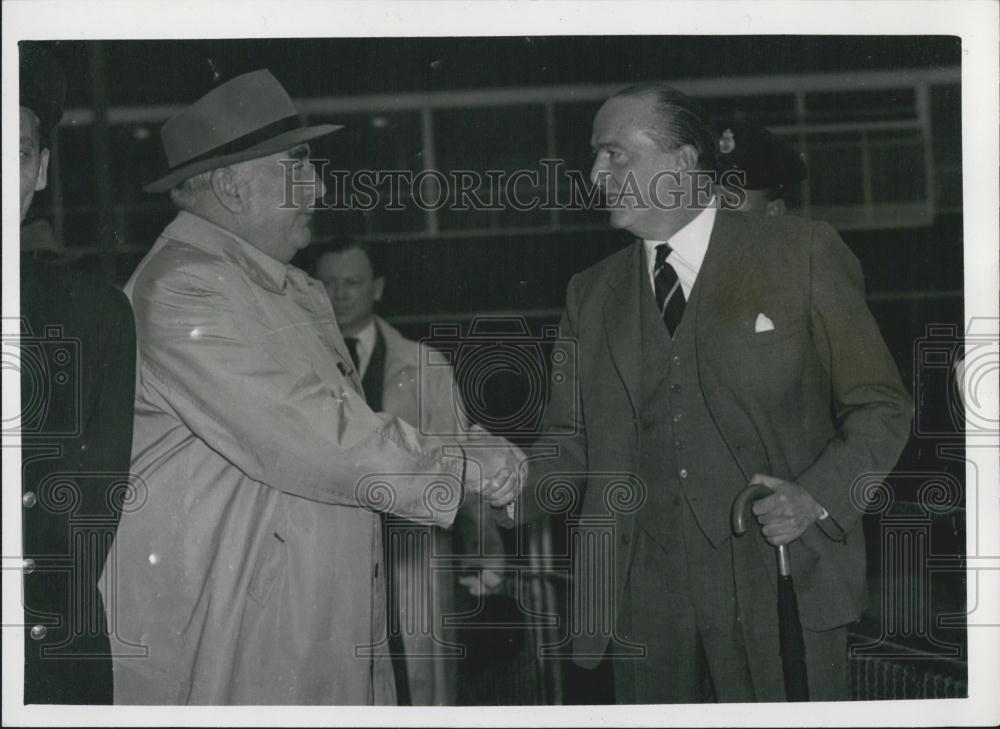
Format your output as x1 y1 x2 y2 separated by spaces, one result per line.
144 69 342 193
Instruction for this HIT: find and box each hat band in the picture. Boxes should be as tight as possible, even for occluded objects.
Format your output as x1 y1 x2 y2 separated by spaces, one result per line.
170 113 303 171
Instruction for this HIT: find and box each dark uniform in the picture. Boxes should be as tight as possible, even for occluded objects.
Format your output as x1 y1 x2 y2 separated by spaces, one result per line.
715 119 808 215
19 43 137 705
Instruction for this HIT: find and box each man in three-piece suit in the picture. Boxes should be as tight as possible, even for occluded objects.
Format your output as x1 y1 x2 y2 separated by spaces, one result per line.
519 84 912 703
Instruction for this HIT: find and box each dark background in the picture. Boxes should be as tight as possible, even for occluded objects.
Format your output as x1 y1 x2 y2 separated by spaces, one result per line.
21 35 968 702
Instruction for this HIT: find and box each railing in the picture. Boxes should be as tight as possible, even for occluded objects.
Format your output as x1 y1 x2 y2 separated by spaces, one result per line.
34 67 961 280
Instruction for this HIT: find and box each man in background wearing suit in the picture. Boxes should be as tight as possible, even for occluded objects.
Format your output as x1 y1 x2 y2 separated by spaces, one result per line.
18 43 136 704
315 240 508 705
519 83 912 702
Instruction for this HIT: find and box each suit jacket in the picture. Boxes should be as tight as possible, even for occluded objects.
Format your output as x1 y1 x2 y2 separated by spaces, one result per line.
20 255 136 704
522 211 912 661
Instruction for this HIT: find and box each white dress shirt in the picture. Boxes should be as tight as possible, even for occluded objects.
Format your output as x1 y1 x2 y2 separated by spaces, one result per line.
643 203 718 298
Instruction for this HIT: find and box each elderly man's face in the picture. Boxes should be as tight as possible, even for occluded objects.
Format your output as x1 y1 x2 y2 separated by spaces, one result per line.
19 107 50 223
240 144 325 263
589 95 687 240
315 247 384 337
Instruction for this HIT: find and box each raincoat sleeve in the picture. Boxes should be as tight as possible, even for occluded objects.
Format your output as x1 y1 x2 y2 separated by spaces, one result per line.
130 256 467 528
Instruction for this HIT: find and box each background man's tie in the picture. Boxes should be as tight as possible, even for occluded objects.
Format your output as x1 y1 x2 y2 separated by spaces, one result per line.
345 336 361 370
654 244 687 337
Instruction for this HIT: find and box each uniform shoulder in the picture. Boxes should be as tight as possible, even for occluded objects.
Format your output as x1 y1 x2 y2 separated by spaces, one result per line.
23 256 131 317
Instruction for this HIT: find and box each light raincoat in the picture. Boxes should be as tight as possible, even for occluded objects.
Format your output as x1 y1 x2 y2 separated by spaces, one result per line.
101 212 468 705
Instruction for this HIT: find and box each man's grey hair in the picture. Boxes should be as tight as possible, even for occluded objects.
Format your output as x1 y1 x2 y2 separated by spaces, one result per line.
170 170 215 212
612 83 719 172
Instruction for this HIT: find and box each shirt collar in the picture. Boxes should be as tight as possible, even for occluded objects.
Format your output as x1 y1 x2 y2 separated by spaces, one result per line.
162 211 290 294
352 319 377 351
642 203 717 273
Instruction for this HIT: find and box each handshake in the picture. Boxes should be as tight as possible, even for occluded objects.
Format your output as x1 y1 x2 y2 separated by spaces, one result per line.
460 425 525 512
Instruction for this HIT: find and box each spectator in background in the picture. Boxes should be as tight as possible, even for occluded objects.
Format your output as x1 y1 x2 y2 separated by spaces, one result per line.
715 118 808 216
315 239 508 705
18 42 136 704
103 69 520 705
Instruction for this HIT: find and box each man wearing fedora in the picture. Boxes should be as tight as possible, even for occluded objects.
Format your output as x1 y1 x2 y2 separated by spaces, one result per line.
101 69 521 705
18 43 136 704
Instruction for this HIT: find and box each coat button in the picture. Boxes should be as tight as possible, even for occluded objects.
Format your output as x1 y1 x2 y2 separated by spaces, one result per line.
22 559 35 575
673 413 683 423
675 440 685 450
22 491 37 509
621 534 630 546
679 469 688 479
672 356 681 366
673 496 682 507
670 383 681 393
29 625 47 641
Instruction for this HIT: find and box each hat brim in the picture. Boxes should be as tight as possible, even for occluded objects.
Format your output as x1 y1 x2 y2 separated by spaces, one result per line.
142 123 343 193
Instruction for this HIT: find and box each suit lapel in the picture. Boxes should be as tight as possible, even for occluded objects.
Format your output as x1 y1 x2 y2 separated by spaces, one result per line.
694 210 756 482
694 210 754 352
603 241 644 419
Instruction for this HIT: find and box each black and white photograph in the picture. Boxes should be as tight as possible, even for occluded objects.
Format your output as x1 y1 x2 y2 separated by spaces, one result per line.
3 1 998 726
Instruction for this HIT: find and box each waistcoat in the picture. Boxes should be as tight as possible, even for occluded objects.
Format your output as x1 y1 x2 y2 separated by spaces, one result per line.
636 255 748 548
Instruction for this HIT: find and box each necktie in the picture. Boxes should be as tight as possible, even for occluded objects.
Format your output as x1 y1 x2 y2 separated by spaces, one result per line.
654 244 686 337
345 337 361 370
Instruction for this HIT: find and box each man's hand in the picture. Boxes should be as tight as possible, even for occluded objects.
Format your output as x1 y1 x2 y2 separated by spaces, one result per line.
462 428 525 509
749 473 827 546
457 561 506 597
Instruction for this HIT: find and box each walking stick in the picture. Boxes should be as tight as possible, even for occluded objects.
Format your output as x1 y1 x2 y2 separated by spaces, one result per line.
732 484 810 701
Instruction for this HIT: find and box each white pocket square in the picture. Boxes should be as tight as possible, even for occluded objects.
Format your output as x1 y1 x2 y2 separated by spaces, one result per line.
754 313 775 333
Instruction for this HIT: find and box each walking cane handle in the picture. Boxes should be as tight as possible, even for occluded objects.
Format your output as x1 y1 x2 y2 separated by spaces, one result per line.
732 484 792 577
731 484 773 535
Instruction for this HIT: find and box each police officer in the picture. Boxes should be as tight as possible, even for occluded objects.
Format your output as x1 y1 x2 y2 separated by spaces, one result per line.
715 118 808 216
19 43 137 704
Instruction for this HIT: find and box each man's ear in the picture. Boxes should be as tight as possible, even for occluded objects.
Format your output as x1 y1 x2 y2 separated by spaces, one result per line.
211 167 245 213
765 198 787 217
34 148 50 192
674 144 699 173
373 276 385 303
